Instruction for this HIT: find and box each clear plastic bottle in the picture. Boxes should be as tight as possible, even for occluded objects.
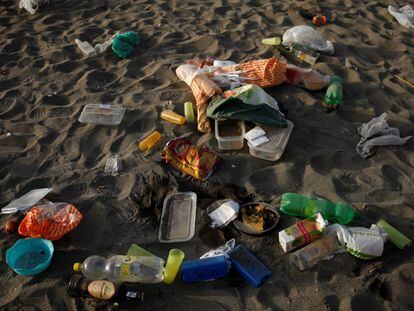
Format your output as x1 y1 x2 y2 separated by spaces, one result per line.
289 43 320 65
75 39 96 57
73 255 164 283
291 234 339 270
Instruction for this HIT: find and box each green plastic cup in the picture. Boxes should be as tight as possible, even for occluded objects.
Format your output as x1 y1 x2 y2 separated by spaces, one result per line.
163 249 185 284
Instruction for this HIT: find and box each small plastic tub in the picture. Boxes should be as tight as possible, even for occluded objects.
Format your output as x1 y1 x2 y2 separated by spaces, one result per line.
6 238 54 276
78 104 126 126
233 202 280 235
247 120 293 161
215 119 245 150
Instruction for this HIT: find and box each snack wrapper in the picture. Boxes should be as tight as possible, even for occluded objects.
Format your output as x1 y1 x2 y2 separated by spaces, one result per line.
161 138 220 181
279 213 326 252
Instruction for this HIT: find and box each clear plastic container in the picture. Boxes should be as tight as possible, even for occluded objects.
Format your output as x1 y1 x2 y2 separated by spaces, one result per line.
215 119 245 150
247 120 293 161
78 104 126 126
159 192 197 243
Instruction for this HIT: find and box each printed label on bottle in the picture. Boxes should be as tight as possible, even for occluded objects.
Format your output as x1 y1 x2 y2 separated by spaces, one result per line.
99 104 111 109
87 280 115 300
121 256 137 277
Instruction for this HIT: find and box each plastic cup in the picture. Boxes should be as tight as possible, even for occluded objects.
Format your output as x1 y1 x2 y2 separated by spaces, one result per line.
163 249 185 284
184 102 195 123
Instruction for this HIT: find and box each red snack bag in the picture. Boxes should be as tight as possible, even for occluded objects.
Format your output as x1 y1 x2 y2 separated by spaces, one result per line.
161 138 220 181
18 202 83 241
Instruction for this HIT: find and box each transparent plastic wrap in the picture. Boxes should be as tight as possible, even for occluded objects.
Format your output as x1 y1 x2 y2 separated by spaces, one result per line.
388 5 414 30
282 26 334 55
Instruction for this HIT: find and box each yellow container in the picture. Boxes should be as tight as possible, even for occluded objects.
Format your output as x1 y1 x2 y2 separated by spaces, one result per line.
138 131 161 152
160 110 185 125
163 249 185 284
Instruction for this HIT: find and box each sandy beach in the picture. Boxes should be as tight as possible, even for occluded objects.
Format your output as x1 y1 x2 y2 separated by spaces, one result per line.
0 0 414 310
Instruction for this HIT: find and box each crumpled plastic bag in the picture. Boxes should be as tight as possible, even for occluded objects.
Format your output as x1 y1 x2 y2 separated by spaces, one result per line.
356 113 412 158
112 31 139 59
388 5 414 30
282 25 334 55
18 202 83 241
19 0 49 15
206 200 240 228
328 224 387 259
200 239 236 269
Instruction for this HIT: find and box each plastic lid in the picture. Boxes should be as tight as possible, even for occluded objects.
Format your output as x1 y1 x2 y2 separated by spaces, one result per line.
73 263 81 272
247 120 294 153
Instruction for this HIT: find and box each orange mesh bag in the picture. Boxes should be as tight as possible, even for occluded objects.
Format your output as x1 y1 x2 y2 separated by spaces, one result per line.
18 202 83 241
240 58 287 88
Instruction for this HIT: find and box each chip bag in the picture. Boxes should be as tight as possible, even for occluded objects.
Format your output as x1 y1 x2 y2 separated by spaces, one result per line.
18 202 83 241
161 138 220 181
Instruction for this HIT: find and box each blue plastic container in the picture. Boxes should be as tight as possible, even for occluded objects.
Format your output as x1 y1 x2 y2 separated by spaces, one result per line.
6 238 54 276
229 244 271 288
181 256 229 283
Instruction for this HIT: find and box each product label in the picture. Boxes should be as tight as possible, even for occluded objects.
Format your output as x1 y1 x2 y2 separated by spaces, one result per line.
99 104 111 109
87 280 115 300
120 256 137 277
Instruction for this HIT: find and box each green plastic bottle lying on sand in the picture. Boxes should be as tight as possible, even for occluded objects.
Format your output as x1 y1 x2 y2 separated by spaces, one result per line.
280 193 356 225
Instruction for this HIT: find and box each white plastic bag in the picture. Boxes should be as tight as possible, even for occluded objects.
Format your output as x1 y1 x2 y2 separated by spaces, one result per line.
388 5 414 30
282 25 334 55
200 239 236 269
19 0 49 15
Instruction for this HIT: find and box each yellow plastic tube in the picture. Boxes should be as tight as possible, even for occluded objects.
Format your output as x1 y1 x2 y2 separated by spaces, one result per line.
163 249 185 284
138 131 161 152
160 110 185 125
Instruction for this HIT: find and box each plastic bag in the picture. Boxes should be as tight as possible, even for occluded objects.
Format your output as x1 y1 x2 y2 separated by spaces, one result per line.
388 5 414 30
19 0 40 15
206 200 240 228
104 155 122 176
282 26 334 55
200 239 236 269
356 113 412 158
112 31 139 59
18 202 83 241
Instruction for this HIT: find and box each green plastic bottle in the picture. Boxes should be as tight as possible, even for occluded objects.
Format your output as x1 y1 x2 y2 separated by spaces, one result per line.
325 76 343 108
280 193 356 225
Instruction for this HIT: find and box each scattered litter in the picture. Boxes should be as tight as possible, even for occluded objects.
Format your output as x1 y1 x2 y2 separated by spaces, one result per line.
284 43 320 65
215 119 245 150
356 113 412 158
184 101 195 123
213 60 237 66
181 256 229 283
112 31 139 59
377 219 411 250
75 34 116 57
1 188 52 214
279 213 327 252
6 238 54 276
324 76 343 110
261 37 281 46
161 138 220 181
138 131 161 152
158 192 197 243
205 200 240 228
104 155 122 176
393 74 414 89
163 249 185 284
200 239 235 269
18 202 83 240
4 213 24 234
78 104 126 126
388 5 414 30
19 0 49 15
244 126 269 147
233 202 280 235
160 109 185 125
283 25 334 55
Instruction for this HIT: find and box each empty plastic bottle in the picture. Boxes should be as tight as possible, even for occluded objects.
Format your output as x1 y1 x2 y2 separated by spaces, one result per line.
138 131 161 152
73 255 164 283
160 110 185 125
280 193 357 225
75 39 96 57
261 37 281 46
287 43 320 65
325 76 343 109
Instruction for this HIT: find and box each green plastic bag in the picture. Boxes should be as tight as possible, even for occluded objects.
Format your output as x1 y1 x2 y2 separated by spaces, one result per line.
112 31 139 59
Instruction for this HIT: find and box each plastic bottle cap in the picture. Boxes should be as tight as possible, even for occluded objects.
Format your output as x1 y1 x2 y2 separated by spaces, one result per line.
73 263 81 272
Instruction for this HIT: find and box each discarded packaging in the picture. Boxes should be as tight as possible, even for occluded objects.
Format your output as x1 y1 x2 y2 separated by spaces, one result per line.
75 39 96 57
1 188 52 214
325 76 343 110
247 120 294 162
205 200 240 228
18 202 83 241
229 244 272 288
68 275 144 301
104 155 122 176
181 256 229 283
215 119 245 150
233 202 280 235
127 244 159 258
112 31 140 59
356 113 412 158
184 102 195 123
291 234 340 270
6 238 54 276
262 37 281 46
244 126 269 147
5 213 24 234
163 249 185 284
160 110 185 125
286 43 320 65
388 5 414 30
200 239 236 269
138 131 161 152
282 25 334 55
78 104 126 126
161 138 220 181
279 213 327 253
73 255 164 283
158 192 197 243
376 219 411 250
19 0 49 15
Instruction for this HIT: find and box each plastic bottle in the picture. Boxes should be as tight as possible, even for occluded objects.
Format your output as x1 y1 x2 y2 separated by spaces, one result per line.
73 255 164 283
325 76 343 108
138 131 161 152
291 234 339 270
288 43 320 65
68 275 144 301
163 249 185 284
160 110 185 125
280 193 356 225
75 39 96 57
261 37 281 46
95 39 113 54
184 102 195 123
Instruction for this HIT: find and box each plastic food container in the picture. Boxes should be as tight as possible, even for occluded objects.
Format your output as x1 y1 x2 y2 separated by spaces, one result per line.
233 202 280 235
159 192 197 243
215 119 245 150
181 256 229 283
247 120 293 161
78 104 126 125
6 238 54 276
